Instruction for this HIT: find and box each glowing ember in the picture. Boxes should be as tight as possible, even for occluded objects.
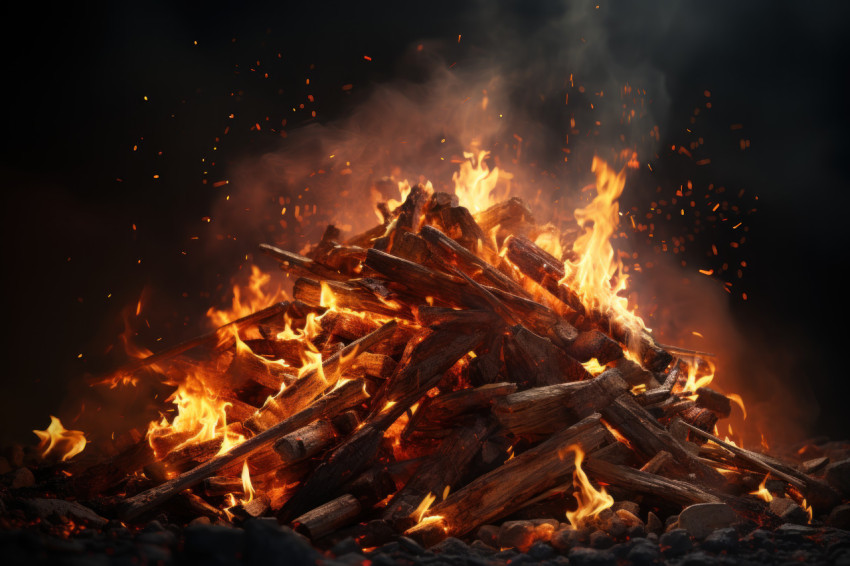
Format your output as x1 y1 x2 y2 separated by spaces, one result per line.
33 416 87 462
562 445 614 529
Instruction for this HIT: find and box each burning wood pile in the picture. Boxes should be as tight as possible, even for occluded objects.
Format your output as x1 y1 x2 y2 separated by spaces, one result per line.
12 157 847 550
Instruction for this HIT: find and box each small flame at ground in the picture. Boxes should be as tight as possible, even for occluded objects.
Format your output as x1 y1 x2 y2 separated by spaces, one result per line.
413 492 438 523
750 474 774 502
562 445 614 529
241 460 255 504
33 416 87 462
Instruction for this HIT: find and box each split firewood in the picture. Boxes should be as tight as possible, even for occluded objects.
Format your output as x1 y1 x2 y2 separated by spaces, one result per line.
119 378 371 521
502 325 590 386
273 412 358 464
294 277 415 321
278 315 499 522
563 330 623 364
383 416 496 527
695 387 733 418
260 243 351 282
246 320 398 432
492 369 629 438
292 494 362 539
404 413 611 542
473 197 537 245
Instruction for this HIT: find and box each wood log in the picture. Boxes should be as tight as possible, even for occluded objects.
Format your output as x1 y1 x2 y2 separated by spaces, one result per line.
292 494 362 539
599 394 727 488
405 414 611 541
278 318 497 522
67 436 155 498
613 357 660 388
420 225 529 299
422 383 517 423
383 416 496 527
119 378 370 522
241 338 305 367
318 310 381 341
432 205 491 254
95 301 289 385
584 458 721 506
492 369 628 438
246 320 398 432
473 197 537 245
695 387 733 418
225 343 297 391
563 330 623 364
678 421 841 512
293 277 415 321
503 325 590 387
260 243 350 281
274 419 337 464
639 450 673 474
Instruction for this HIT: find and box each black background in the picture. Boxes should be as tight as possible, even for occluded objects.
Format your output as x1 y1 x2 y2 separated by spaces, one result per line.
2 1 849 447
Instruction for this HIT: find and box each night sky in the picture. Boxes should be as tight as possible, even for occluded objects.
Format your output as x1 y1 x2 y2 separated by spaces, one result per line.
2 1 849 447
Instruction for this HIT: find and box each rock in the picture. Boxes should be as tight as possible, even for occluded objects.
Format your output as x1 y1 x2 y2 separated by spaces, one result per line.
769 497 810 524
334 552 367 565
183 524 245 565
646 512 664 535
589 530 614 549
826 459 850 496
678 550 718 565
188 516 211 526
659 529 693 557
243 519 322 566
499 520 535 551
24 498 108 528
568 546 617 566
607 515 627 539
677 503 738 539
627 539 660 566
10 467 35 488
469 539 497 555
331 537 361 557
475 524 499 547
774 523 817 541
430 537 469 555
550 527 582 551
615 509 643 528
143 520 165 533
829 504 850 529
700 527 738 553
741 529 774 551
397 536 425 555
613 500 641 516
528 541 555 560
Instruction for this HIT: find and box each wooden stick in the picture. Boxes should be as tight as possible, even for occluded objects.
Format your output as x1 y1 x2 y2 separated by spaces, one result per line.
292 494 362 539
584 458 720 506
94 301 289 385
246 320 398 432
260 243 350 282
119 378 370 522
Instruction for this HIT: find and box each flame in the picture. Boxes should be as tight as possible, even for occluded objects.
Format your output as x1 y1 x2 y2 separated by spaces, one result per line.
561 445 614 528
241 460 255 503
33 416 87 462
562 157 644 335
452 149 502 213
581 358 607 376
207 265 285 336
412 492 437 523
750 474 774 502
680 358 715 395
802 499 813 524
146 372 231 455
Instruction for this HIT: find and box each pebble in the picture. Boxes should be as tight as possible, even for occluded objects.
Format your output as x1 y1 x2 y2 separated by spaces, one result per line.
769 497 809 524
430 536 469 556
678 550 718 565
677 503 738 539
469 539 497 555
627 539 661 566
10 467 35 488
475 524 499 547
700 527 738 553
550 527 581 551
826 458 850 496
589 530 614 549
330 536 361 556
660 528 693 557
528 540 555 560
398 536 425 555
498 520 535 551
568 546 617 566
646 512 664 535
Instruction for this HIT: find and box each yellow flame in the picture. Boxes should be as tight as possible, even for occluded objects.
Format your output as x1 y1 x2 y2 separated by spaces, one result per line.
562 445 614 528
33 416 87 462
581 358 607 376
207 265 285 337
413 492 437 523
750 474 774 502
241 460 255 504
453 149 501 213
562 157 644 336
680 358 715 395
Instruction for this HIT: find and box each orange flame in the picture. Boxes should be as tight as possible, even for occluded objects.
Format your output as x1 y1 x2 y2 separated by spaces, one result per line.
33 416 87 462
452 149 503 213
412 492 437 523
750 474 774 502
241 460 255 504
561 445 614 528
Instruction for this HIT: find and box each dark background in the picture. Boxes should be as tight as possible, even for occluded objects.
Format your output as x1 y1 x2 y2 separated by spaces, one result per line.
1 1 848 447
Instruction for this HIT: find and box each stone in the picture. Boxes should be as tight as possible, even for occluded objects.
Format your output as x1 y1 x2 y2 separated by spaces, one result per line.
769 497 810 524
430 537 469 556
678 550 718 565
613 500 641 516
568 546 617 566
589 530 614 549
23 498 108 528
826 459 850 496
677 503 738 539
646 512 664 535
469 539 497 555
397 536 425 555
659 529 692 557
243 520 321 566
741 529 774 551
330 537 361 557
627 524 647 539
498 520 535 551
10 467 35 488
188 516 211 526
774 523 817 540
830 504 850 530
700 527 738 553
475 524 500 547
550 527 582 551
528 541 555 560
627 540 660 566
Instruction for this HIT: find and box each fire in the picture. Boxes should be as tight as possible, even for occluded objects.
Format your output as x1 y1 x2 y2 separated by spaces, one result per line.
452 149 502 213
207 265 286 334
241 460 255 503
581 358 607 376
33 416 87 462
412 492 437 523
562 157 644 336
680 358 715 395
750 474 774 502
562 445 614 529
